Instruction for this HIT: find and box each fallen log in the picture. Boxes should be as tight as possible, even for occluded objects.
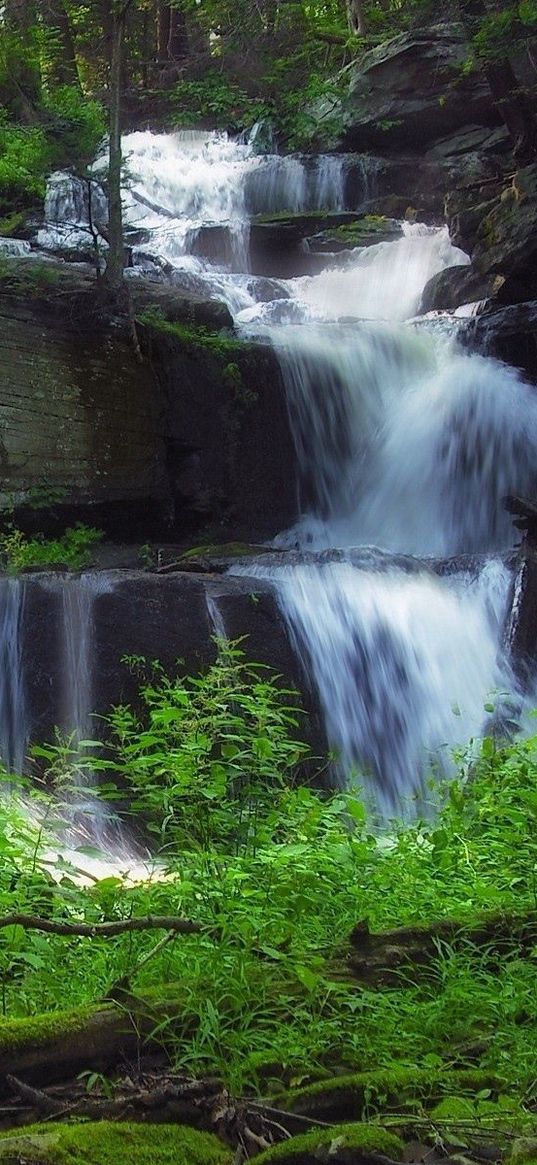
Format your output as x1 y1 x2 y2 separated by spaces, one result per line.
346 910 537 984
0 988 190 1091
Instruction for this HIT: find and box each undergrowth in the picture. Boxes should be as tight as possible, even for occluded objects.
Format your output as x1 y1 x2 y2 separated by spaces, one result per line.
0 523 103 572
0 646 535 1098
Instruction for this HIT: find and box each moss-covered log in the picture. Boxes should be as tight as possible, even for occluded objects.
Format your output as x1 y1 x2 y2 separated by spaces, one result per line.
0 1120 232 1165
346 911 537 984
0 988 186 1090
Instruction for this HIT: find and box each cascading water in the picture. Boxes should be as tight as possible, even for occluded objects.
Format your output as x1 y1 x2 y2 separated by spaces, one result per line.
0 579 27 775
35 129 537 815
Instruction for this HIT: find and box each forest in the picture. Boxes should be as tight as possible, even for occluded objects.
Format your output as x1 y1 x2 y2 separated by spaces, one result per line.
0 1 537 1164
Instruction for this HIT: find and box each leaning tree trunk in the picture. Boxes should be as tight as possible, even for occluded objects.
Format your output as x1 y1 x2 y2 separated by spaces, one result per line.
459 0 537 163
103 4 130 291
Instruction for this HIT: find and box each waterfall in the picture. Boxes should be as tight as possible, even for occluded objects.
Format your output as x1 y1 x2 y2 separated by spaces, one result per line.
237 557 513 814
0 579 27 774
60 575 101 748
206 593 228 641
38 128 537 815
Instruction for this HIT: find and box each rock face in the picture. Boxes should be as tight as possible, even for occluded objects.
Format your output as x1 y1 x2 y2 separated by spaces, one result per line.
340 26 499 151
471 165 537 303
0 259 297 541
0 264 166 521
140 322 297 541
7 569 312 758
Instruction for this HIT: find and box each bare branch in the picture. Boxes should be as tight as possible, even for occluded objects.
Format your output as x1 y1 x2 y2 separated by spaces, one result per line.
0 914 206 938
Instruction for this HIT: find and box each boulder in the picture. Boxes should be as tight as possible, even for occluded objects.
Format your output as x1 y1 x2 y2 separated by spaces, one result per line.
306 216 403 253
340 25 500 152
462 298 537 379
249 211 386 277
420 264 499 312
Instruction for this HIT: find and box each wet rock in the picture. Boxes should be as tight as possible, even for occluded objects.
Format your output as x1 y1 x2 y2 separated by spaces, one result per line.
249 212 383 277
142 323 297 541
12 569 307 754
340 25 499 152
306 217 403 253
462 299 537 378
420 265 498 312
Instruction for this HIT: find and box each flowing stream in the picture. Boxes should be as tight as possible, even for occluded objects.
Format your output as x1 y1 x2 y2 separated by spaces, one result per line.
13 129 537 815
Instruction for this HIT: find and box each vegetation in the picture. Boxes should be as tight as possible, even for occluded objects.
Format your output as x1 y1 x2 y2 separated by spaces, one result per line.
0 647 533 1120
0 523 103 572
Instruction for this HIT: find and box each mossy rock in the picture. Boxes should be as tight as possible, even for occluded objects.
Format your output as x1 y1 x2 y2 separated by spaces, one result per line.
307 216 403 253
136 312 245 358
180 541 263 560
254 1121 404 1165
510 1136 537 1163
0 1121 232 1164
282 1068 504 1120
0 211 27 238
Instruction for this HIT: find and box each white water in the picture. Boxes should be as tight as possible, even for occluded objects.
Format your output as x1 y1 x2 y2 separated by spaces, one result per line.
0 579 27 774
29 130 537 815
237 557 513 814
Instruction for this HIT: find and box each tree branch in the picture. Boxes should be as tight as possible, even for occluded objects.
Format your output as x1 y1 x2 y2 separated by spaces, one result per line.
0 914 206 938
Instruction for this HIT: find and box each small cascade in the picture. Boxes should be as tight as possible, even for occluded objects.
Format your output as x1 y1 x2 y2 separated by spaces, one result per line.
38 171 108 253
241 557 514 814
60 575 99 748
0 579 27 774
206 593 228 641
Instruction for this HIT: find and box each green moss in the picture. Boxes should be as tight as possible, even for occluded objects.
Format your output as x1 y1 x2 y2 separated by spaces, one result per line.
181 541 261 560
510 1136 537 1163
0 256 62 292
0 1003 104 1054
0 1121 232 1164
284 1068 504 1118
0 211 26 237
136 310 245 357
254 1122 404 1165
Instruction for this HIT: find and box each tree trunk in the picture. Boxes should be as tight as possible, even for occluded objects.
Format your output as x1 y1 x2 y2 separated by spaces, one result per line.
3 0 42 122
167 4 190 59
39 0 80 89
459 0 537 163
347 0 366 37
0 992 184 1090
104 6 129 291
157 0 170 61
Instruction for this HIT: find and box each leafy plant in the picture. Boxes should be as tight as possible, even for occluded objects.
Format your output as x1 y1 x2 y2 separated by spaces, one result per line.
0 523 103 572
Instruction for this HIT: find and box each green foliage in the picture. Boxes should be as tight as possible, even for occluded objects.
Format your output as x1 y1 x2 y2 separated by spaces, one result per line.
44 85 106 165
92 643 310 852
169 74 270 131
137 308 245 357
0 669 536 1100
0 524 103 572
0 116 50 208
